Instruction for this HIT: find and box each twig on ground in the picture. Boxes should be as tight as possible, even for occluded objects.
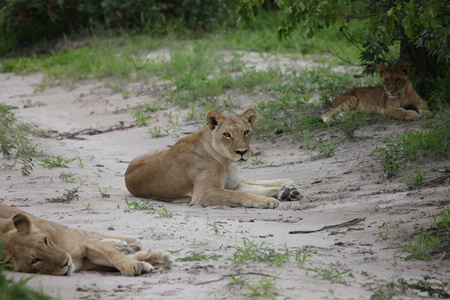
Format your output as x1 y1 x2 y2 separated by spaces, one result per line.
289 217 366 234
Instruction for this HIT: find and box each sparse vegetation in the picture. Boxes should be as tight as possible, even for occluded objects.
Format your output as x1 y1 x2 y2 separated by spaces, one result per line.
230 238 291 266
0 103 44 172
205 217 224 235
309 267 349 284
175 251 222 262
45 188 79 203
123 197 152 212
401 209 450 261
39 155 77 169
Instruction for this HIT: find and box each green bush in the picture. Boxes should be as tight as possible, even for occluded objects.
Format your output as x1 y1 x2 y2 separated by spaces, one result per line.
0 0 234 54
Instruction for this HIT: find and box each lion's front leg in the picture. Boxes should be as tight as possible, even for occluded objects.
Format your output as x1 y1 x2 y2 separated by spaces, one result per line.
83 241 153 276
239 178 303 202
191 188 280 209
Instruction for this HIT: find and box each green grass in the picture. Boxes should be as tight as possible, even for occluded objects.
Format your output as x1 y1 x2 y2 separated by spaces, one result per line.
230 238 292 266
401 209 450 261
372 109 450 178
0 104 43 161
175 251 222 262
39 155 77 169
45 188 79 203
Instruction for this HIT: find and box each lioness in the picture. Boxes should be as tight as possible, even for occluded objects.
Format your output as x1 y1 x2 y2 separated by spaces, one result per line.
0 203 172 276
125 109 302 209
321 62 432 123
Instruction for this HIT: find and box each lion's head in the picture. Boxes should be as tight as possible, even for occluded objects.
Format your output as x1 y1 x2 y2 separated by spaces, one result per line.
377 62 411 99
206 109 257 162
2 214 73 276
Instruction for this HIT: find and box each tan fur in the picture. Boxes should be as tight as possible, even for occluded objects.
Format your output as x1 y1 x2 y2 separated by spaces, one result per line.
321 62 432 123
125 109 302 209
0 203 173 276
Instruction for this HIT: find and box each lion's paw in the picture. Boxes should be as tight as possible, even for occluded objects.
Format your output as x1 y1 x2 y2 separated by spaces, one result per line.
147 250 174 269
120 261 154 276
278 186 303 202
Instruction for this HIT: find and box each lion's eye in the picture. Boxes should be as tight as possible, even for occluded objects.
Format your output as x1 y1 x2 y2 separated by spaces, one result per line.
384 79 389 84
44 237 49 246
395 78 401 83
243 130 249 136
31 258 41 265
223 132 231 138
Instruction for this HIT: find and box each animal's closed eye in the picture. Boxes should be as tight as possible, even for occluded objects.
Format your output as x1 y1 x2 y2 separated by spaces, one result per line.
384 79 389 84
44 237 49 246
243 130 249 136
31 258 41 265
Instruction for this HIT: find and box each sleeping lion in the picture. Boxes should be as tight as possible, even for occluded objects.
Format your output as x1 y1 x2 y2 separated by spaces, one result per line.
321 62 432 123
125 109 302 209
0 203 172 276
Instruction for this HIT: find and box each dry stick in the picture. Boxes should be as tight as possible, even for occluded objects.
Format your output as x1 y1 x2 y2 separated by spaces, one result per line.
55 122 135 140
289 217 366 234
194 272 271 286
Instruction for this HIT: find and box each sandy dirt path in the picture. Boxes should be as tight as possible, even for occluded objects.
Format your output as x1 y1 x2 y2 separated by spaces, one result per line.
0 62 449 300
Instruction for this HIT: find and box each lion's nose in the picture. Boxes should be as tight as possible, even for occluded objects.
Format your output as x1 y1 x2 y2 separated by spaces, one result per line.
235 150 248 156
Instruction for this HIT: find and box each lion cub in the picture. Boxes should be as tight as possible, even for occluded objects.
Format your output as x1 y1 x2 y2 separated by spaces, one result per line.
321 62 432 123
125 109 302 209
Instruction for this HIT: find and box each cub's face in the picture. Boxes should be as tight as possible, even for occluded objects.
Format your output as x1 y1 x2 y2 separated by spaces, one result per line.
3 214 74 276
206 109 257 162
377 62 410 99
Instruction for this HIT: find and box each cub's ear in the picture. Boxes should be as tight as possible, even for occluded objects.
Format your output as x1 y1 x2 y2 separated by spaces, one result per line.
13 214 35 234
376 64 387 77
241 108 257 127
398 62 411 75
206 110 224 130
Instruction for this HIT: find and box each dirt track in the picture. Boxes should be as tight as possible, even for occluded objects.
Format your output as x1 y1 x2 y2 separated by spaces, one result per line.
1 63 449 299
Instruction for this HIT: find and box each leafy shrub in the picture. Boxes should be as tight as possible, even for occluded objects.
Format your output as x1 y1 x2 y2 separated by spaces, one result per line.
0 0 234 54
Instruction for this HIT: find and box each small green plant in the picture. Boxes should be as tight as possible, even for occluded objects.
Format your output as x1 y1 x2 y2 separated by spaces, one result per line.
230 238 292 266
134 108 152 126
404 164 429 190
155 233 168 240
294 250 310 268
205 217 224 234
240 275 281 299
95 185 110 197
83 203 92 211
175 251 222 262
154 207 172 218
148 126 169 138
123 197 152 212
251 156 266 165
39 155 77 169
309 267 349 284
59 172 78 183
373 222 398 241
226 274 248 288
315 140 338 158
45 188 79 203
144 103 166 112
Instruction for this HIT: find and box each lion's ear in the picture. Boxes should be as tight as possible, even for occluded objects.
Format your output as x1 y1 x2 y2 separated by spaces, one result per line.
241 109 257 127
206 110 224 130
13 214 35 234
398 62 410 75
376 64 387 77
